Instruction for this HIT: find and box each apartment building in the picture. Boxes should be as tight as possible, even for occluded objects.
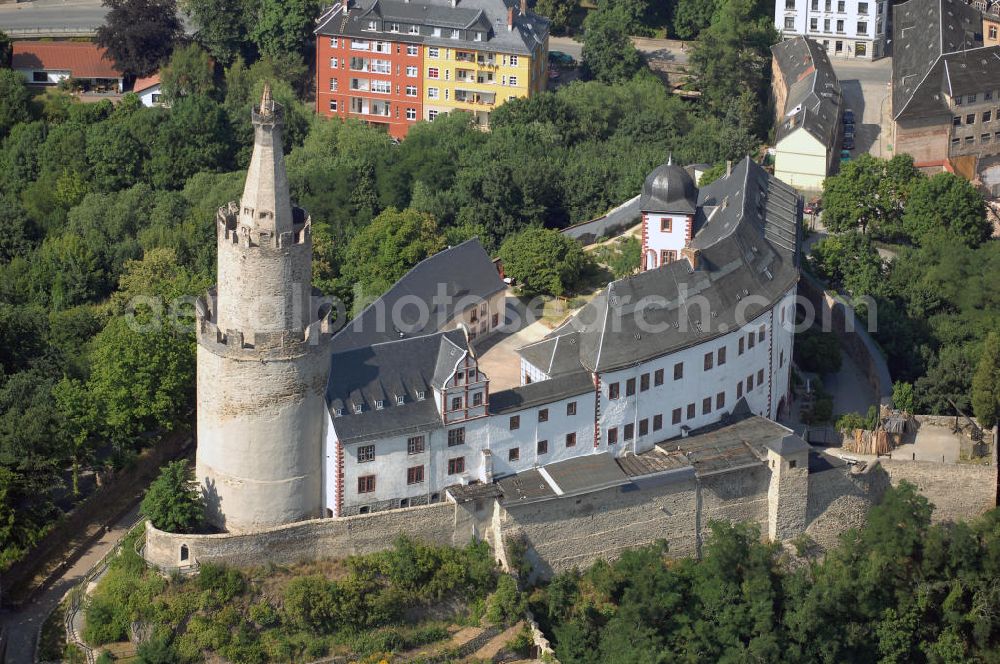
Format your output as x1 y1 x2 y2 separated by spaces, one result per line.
315 0 549 138
775 0 889 59
893 0 1000 177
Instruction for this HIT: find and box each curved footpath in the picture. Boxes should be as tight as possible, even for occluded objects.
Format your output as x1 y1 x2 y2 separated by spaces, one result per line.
0 505 140 664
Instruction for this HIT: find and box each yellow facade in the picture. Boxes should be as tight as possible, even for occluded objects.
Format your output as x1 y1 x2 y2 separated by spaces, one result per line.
422 38 548 127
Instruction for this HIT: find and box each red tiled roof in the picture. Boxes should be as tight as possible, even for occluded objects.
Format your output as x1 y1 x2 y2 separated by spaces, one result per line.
133 72 161 92
11 41 123 80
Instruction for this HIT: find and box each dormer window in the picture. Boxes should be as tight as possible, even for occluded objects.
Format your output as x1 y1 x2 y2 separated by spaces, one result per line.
409 25 420 34
396 395 404 405
474 31 483 41
417 390 425 400
367 20 378 30
334 407 343 417
375 399 384 410
354 403 363 414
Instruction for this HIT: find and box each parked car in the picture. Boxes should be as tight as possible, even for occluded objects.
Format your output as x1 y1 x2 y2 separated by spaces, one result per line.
549 51 576 66
843 109 855 124
804 199 822 215
842 136 855 151
840 149 852 163
843 125 855 139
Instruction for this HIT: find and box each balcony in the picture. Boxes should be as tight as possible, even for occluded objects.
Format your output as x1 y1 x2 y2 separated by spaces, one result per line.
455 89 496 105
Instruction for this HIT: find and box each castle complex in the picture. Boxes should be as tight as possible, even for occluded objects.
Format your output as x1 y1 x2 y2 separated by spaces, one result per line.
192 89 807 541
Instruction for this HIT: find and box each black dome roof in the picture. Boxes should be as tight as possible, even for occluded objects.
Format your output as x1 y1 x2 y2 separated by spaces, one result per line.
639 158 697 214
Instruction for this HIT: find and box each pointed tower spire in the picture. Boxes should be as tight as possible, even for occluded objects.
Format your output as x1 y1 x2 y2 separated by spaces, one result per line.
260 81 273 116
240 81 293 237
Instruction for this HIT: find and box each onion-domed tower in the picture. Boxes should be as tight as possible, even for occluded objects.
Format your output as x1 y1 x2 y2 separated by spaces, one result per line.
638 155 698 271
194 85 333 533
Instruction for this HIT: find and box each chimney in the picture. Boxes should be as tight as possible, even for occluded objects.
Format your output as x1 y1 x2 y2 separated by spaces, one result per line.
726 160 732 177
681 247 700 270
520 0 527 15
507 5 514 30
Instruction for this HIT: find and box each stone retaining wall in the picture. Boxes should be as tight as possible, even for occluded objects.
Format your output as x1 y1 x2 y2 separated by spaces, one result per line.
145 502 458 570
805 462 889 551
879 459 997 523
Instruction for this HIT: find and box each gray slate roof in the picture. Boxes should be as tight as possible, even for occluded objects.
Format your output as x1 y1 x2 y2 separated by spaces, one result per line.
316 0 549 55
771 37 842 147
489 370 593 414
331 238 505 353
546 157 800 373
327 328 469 443
639 160 698 214
893 0 998 120
517 331 584 377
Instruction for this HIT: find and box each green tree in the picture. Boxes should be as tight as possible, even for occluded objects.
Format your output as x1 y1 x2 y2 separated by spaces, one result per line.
972 332 1000 428
141 460 205 532
485 575 526 626
53 377 96 496
673 0 717 39
88 315 195 447
821 154 920 237
86 119 147 192
794 328 842 375
149 94 234 189
808 231 885 297
892 380 915 413
689 0 776 132
499 228 589 297
340 207 446 300
581 3 643 83
250 0 320 61
697 162 727 186
160 43 216 102
95 0 182 77
534 0 581 34
181 0 252 65
903 172 991 248
0 69 31 139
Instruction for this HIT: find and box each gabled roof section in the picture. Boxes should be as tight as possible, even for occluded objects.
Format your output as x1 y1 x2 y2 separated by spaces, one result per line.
326 328 469 443
771 37 842 147
517 331 584 377
12 41 123 79
431 334 468 388
557 158 800 373
331 238 505 353
893 0 990 120
315 0 549 55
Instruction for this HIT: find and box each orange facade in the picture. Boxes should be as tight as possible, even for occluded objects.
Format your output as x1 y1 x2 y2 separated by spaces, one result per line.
315 35 424 139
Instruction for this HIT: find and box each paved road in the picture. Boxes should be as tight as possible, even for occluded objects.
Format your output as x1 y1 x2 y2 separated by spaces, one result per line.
549 35 690 67
0 505 141 664
0 0 107 34
830 57 893 158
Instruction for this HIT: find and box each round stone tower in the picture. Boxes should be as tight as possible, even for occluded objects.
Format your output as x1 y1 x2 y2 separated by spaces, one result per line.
195 85 333 533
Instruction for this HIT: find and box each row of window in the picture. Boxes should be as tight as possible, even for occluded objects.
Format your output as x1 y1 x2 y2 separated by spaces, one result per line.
953 110 996 127
950 132 1000 147
801 17 868 34
328 99 418 120
605 326 766 399
507 401 578 430
360 20 487 42
953 91 996 106
607 413 664 444
799 0 877 13
449 391 485 411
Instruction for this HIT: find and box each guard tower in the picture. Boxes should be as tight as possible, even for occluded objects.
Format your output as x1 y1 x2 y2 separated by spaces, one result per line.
194 85 334 533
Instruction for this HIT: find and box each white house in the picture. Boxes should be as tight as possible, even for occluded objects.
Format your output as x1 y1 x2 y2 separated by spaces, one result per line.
133 73 164 107
771 37 843 191
11 41 123 92
774 0 889 59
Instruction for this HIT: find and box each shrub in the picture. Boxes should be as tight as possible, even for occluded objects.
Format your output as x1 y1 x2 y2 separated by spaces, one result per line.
196 563 246 602
486 575 525 626
141 460 206 533
283 575 340 633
